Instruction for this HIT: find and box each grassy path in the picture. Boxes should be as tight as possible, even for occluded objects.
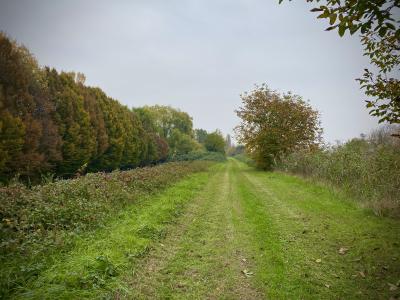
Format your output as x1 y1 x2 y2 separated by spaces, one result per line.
123 159 400 299
125 161 263 299
17 159 400 299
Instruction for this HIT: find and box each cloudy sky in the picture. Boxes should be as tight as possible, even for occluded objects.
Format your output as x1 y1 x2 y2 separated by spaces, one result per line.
0 0 378 143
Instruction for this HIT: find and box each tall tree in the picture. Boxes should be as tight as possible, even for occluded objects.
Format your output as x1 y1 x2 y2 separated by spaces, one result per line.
204 130 226 154
194 128 208 145
0 33 62 180
0 33 200 182
142 105 196 157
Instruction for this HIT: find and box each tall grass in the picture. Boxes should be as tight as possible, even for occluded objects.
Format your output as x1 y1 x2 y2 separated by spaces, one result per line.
232 153 256 167
277 125 400 217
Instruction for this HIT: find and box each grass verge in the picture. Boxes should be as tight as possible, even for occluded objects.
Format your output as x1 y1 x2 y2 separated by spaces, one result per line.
232 159 400 299
0 161 211 299
13 169 213 299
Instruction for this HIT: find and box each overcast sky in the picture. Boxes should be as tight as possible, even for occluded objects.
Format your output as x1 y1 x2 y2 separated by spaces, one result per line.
0 0 379 143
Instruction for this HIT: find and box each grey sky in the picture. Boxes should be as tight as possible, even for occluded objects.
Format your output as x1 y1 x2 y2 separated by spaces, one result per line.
0 0 378 143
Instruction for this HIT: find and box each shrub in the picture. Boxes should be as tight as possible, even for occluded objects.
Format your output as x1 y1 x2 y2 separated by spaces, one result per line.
171 150 227 162
277 126 400 217
233 153 256 167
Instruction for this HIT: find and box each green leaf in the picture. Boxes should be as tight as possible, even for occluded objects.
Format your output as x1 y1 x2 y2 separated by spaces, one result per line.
349 25 358 35
310 7 323 12
378 26 388 37
385 22 396 31
325 25 337 31
338 24 346 37
318 10 330 19
329 13 337 25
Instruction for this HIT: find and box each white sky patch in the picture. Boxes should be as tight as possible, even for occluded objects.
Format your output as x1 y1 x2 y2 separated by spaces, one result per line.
0 0 378 143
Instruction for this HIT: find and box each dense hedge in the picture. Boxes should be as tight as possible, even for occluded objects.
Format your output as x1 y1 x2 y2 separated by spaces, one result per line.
277 128 400 218
0 161 211 298
0 33 169 182
171 150 227 162
232 153 255 167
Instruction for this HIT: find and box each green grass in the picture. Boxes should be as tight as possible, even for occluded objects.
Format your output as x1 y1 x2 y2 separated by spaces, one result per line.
277 137 400 217
7 159 400 299
13 170 213 299
0 161 210 298
231 159 400 299
123 159 400 299
122 162 262 299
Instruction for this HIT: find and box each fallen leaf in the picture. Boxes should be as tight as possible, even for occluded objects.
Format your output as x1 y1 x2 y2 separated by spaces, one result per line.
359 271 365 278
241 269 254 277
315 258 322 263
324 284 331 288
388 283 398 291
242 258 247 262
338 247 348 255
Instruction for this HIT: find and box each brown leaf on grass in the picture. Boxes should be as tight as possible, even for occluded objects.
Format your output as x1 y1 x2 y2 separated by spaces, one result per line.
338 247 348 255
388 283 398 291
359 271 366 278
324 284 331 288
241 269 254 277
177 282 186 289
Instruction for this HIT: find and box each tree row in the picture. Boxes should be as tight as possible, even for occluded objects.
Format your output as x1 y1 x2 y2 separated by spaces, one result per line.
0 33 225 182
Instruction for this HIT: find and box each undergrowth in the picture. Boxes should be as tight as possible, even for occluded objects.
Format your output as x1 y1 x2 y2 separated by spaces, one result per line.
14 171 212 299
171 150 227 162
277 126 400 217
0 161 211 298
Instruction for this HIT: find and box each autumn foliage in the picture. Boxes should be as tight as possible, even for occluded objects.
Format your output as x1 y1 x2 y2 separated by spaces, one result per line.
0 33 172 182
235 84 322 170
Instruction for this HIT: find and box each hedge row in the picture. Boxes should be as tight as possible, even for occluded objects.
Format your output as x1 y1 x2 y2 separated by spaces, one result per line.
0 161 211 297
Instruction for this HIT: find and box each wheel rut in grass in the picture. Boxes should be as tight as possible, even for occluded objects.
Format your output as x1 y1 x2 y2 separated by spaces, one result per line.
121 159 400 299
124 162 263 299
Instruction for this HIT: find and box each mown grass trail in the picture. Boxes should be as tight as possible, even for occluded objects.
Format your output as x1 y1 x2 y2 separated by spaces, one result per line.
123 159 400 299
17 159 400 299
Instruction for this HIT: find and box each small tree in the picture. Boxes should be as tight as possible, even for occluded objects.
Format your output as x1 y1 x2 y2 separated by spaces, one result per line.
235 84 322 170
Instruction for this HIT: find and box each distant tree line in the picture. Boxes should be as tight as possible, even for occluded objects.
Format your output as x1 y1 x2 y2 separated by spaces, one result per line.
0 33 224 182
